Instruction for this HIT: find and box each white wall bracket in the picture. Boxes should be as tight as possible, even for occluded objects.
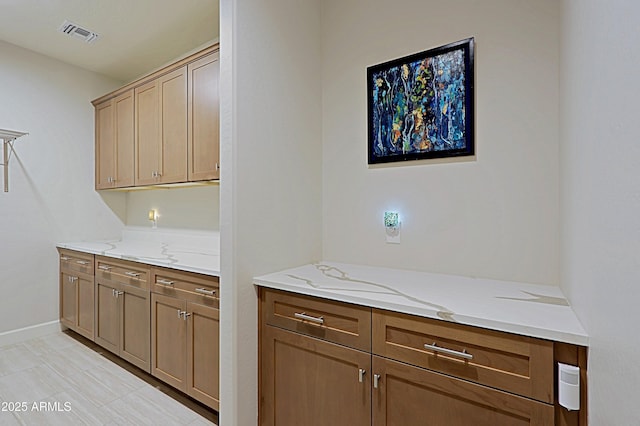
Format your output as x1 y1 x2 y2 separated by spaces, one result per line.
0 129 28 192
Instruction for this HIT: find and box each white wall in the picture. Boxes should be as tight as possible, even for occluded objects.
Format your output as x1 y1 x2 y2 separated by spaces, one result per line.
125 185 220 230
560 0 640 423
322 0 561 285
0 41 125 334
219 0 323 423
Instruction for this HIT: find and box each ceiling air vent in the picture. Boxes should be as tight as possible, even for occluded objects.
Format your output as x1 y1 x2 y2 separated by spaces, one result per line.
58 20 98 43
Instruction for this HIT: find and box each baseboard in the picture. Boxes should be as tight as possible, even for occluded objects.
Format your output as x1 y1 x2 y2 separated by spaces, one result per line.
0 320 63 346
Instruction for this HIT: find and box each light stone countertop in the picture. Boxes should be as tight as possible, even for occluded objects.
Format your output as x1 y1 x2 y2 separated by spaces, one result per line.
254 262 588 346
57 227 220 277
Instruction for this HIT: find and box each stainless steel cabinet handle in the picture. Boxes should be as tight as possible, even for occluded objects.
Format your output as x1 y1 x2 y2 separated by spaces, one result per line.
69 276 78 282
182 312 191 320
294 312 324 325
115 291 124 297
125 271 141 278
195 287 216 296
112 289 116 297
424 342 473 360
60 256 70 261
215 163 220 171
98 265 112 271
177 309 183 318
373 374 381 389
157 279 174 286
75 260 90 265
358 369 366 383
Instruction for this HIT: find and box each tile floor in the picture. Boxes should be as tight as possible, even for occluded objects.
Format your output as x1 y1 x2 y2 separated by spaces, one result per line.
0 331 218 425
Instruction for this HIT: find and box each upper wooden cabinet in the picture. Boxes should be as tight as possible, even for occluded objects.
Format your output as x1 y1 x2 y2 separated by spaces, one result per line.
95 90 135 189
135 67 188 185
93 45 220 190
188 51 220 181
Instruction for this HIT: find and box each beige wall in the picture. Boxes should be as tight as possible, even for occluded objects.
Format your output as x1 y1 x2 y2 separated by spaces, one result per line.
219 0 323 423
125 185 219 231
0 40 124 334
321 0 561 285
560 0 640 422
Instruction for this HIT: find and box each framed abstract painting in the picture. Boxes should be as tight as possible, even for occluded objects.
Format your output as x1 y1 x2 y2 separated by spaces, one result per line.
367 38 475 164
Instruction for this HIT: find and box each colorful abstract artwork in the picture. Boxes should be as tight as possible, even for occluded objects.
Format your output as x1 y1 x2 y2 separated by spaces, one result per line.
367 38 474 164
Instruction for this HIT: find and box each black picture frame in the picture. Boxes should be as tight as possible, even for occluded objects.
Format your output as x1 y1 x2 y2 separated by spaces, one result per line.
367 37 475 164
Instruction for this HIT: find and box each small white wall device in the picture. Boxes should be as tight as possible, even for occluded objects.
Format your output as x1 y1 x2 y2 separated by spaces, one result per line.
558 362 580 411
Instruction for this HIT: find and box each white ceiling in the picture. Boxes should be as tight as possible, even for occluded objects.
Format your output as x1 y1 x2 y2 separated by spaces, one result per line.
0 0 219 82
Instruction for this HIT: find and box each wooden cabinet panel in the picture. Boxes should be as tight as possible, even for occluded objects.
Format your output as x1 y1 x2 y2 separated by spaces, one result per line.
187 301 219 410
188 52 220 181
261 325 371 426
151 267 219 409
94 257 151 372
372 356 554 426
152 267 219 306
96 256 149 289
263 288 371 352
113 90 135 187
95 280 120 354
59 249 94 275
95 100 115 189
151 292 187 390
135 80 160 186
159 67 188 184
95 90 134 189
372 309 554 403
59 249 95 342
120 284 151 371
60 273 77 329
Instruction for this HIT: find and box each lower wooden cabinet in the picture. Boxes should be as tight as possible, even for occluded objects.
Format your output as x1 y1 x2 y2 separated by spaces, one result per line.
259 288 587 426
372 356 553 426
59 249 95 340
261 325 371 426
151 268 220 410
96 280 151 372
58 249 220 412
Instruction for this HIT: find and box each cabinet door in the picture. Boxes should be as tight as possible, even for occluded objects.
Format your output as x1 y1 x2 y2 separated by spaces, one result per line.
95 100 115 189
372 356 554 426
60 273 77 329
113 90 135 188
135 80 160 185
95 280 120 354
186 302 219 410
188 52 219 181
120 284 151 373
261 326 371 426
76 275 95 340
159 67 188 184
151 293 187 390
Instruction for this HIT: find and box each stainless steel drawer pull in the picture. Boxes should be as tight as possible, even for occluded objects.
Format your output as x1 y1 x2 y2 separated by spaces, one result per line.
125 271 141 278
157 279 174 286
294 312 324 325
75 260 90 265
358 368 366 383
424 342 473 360
373 374 381 389
195 287 216 296
60 256 70 261
98 265 112 271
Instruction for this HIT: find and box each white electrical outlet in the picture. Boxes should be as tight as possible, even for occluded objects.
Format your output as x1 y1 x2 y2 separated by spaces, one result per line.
384 211 401 244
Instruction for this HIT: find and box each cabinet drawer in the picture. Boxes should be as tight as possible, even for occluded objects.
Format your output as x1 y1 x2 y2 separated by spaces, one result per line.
96 257 150 290
59 249 94 275
262 289 371 352
372 309 554 403
152 267 219 308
